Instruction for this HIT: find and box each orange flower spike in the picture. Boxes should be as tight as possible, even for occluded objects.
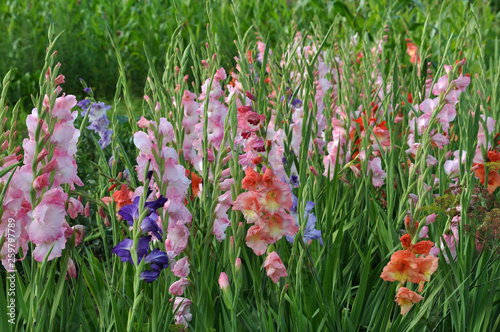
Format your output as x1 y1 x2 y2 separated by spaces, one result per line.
108 183 118 192
395 287 423 315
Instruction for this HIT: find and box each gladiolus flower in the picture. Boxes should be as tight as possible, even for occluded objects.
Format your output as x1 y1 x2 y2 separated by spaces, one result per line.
66 257 76 279
232 191 262 223
171 256 190 277
112 184 133 211
263 251 288 283
380 250 422 284
169 277 190 295
367 157 386 187
395 287 423 315
406 42 420 64
245 224 268 256
412 240 434 256
416 255 439 292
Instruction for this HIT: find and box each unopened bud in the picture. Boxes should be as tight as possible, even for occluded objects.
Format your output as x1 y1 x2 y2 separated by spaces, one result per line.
309 166 319 176
37 148 49 163
84 202 90 217
55 74 65 85
98 206 106 219
41 159 58 174
235 258 241 269
246 91 256 101
33 174 50 191
218 272 229 291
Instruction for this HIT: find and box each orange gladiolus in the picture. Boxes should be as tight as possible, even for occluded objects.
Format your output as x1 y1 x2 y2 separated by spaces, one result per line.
380 250 422 284
112 184 133 211
395 287 423 315
474 150 500 194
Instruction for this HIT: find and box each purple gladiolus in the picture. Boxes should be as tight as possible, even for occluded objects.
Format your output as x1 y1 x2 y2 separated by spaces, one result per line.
286 195 322 245
140 249 169 283
118 195 167 241
112 235 151 264
78 100 113 149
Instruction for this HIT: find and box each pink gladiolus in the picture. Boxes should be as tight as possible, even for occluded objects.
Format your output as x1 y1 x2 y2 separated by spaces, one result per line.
263 251 288 283
172 257 190 277
213 217 231 242
367 157 386 187
171 297 193 327
72 225 85 246
67 197 83 219
169 278 190 296
245 224 268 256
441 226 459 263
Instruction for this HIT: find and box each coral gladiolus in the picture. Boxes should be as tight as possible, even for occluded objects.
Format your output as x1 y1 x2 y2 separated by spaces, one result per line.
416 255 439 292
395 287 423 315
380 250 422 284
475 150 500 194
112 184 133 211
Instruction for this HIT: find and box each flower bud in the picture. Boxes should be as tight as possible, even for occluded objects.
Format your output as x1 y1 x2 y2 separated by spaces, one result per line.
41 159 58 175
218 272 229 291
235 257 241 269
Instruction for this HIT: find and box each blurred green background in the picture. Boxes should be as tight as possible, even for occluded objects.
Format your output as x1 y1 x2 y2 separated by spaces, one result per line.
1 0 498 110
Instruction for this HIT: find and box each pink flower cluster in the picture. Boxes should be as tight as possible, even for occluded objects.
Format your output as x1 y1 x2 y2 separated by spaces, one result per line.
1 91 84 268
233 168 298 256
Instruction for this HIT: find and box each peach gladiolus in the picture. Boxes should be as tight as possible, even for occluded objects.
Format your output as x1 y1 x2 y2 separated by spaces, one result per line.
395 287 423 315
406 42 420 64
263 251 288 283
380 250 422 284
416 255 439 292
242 167 263 190
412 240 435 256
475 150 500 194
233 191 262 223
